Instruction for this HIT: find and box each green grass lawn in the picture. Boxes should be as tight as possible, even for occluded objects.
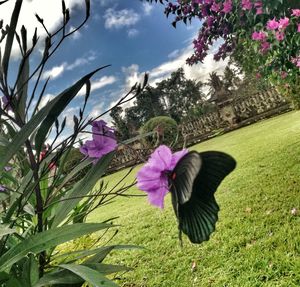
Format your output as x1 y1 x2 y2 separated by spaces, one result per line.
88 111 300 287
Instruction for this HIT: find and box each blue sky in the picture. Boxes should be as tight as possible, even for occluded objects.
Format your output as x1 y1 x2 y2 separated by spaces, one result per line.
2 0 227 140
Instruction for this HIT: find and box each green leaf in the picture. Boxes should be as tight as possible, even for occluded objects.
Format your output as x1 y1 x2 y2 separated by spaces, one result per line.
1 0 22 75
6 277 23 287
22 254 39 287
0 272 9 284
0 226 16 238
34 65 109 154
35 262 132 286
16 56 29 122
0 223 114 272
34 269 83 287
51 151 115 227
59 264 118 287
84 263 132 275
84 245 141 264
57 158 92 190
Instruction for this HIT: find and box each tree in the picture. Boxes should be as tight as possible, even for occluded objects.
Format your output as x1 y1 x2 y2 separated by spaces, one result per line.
110 106 130 140
134 86 165 123
223 65 241 92
156 68 205 122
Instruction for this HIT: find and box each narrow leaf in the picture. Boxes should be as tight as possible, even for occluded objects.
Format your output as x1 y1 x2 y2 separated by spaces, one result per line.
59 264 118 287
16 56 29 122
52 151 115 227
0 223 114 272
34 269 83 287
2 0 22 75
84 263 132 275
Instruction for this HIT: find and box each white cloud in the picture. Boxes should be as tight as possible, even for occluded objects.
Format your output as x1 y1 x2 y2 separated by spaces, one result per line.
77 75 117 97
42 63 66 80
68 26 82 40
168 49 180 59
0 0 86 58
127 28 139 38
107 64 145 111
103 8 140 29
63 107 80 128
66 53 96 71
122 64 144 89
148 45 228 85
90 102 105 118
98 0 117 6
142 2 154 16
38 93 55 109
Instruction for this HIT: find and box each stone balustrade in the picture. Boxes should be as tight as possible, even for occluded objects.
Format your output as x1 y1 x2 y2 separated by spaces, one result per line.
108 88 291 172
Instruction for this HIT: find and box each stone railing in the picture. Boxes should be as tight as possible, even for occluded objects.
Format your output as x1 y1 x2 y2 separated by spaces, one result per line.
108 88 291 172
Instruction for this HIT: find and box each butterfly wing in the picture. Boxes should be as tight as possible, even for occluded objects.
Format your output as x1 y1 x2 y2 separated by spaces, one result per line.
170 151 202 206
170 151 236 244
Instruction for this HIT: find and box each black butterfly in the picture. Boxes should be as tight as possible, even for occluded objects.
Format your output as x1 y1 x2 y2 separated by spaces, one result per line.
169 151 236 244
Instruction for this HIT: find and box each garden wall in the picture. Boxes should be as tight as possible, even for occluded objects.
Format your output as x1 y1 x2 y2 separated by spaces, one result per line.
108 88 291 172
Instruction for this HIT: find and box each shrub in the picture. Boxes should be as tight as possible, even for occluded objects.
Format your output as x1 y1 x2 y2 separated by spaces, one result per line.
141 116 178 147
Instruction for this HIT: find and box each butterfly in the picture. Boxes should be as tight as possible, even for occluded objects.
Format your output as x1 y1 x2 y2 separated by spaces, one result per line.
169 151 236 244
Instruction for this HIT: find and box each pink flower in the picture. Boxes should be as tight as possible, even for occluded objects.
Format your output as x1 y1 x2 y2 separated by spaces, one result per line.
291 56 300 67
251 31 267 41
256 7 263 15
275 31 285 41
137 145 188 208
260 41 270 54
280 71 288 79
291 9 300 17
256 72 261 79
298 23 300 33
222 0 232 13
266 18 279 30
241 0 252 10
254 0 262 7
278 17 289 29
211 2 221 12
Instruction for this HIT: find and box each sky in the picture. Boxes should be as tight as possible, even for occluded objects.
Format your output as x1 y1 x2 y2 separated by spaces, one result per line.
1 0 227 141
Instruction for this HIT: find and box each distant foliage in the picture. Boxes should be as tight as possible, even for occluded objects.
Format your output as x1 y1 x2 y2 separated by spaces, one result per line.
110 68 205 139
141 116 179 147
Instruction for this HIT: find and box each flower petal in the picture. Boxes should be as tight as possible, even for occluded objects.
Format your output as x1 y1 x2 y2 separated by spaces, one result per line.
147 185 169 209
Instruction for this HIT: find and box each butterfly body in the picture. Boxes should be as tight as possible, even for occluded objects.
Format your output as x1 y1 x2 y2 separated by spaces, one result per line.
170 151 236 244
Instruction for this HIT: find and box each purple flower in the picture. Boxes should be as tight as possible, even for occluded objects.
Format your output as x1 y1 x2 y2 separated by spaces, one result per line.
4 166 12 172
0 185 6 192
136 145 188 209
1 95 12 111
80 120 117 163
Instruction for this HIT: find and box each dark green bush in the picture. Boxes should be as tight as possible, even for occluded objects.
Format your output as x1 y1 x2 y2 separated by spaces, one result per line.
140 116 178 147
